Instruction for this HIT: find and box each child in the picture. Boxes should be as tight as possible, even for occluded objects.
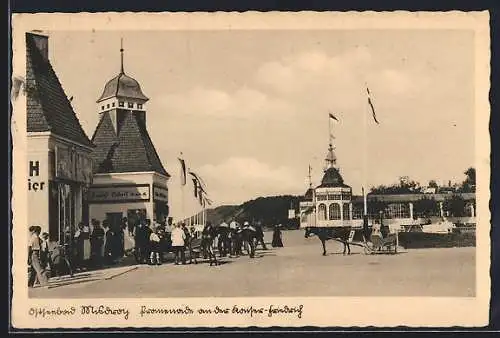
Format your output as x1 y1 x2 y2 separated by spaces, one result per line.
149 227 161 265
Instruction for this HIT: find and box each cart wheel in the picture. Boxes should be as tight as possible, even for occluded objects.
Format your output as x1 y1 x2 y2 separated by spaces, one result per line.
363 242 373 255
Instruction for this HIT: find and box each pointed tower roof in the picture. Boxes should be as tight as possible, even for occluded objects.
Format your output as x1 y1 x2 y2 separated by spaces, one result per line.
90 111 169 177
26 32 93 148
97 39 148 103
317 142 350 188
90 40 168 177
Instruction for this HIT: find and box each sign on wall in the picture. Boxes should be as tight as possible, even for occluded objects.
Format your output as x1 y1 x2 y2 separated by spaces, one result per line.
55 145 93 184
55 145 75 180
88 185 150 203
76 153 93 184
153 186 168 202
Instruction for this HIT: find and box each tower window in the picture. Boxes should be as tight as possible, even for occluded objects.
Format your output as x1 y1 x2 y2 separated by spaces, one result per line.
112 102 115 107
128 102 134 108
119 101 124 107
106 104 110 108
137 103 143 109
101 105 104 110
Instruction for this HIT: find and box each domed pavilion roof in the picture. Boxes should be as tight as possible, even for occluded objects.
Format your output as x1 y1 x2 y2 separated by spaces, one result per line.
97 71 149 103
318 167 351 189
303 188 314 201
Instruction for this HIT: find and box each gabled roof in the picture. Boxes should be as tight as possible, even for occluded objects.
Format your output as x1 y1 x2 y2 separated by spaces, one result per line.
90 110 169 177
26 33 93 148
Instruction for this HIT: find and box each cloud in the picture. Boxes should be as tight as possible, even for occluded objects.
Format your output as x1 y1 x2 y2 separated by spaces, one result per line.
254 47 420 105
158 86 293 121
197 157 301 205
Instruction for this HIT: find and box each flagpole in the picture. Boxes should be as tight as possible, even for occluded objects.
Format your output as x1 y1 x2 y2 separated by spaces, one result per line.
363 85 368 218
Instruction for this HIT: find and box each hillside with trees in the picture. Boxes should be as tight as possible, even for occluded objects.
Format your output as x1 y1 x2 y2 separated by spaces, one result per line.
207 195 302 229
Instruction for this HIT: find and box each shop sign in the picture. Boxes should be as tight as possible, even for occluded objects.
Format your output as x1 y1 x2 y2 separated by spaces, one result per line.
88 185 150 203
55 145 93 184
76 153 93 184
55 145 75 181
153 186 168 202
28 159 46 192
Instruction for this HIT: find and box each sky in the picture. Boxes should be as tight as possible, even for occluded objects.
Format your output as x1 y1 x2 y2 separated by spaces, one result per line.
44 29 475 219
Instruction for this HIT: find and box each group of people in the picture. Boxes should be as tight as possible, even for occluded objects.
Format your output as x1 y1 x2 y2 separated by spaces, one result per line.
27 216 286 287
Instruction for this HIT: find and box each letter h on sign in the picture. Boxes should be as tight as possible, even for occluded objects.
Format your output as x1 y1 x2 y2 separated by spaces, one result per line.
29 161 40 177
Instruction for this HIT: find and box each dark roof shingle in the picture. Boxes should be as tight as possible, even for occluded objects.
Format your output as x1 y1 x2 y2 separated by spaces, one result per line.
26 33 93 148
90 110 169 177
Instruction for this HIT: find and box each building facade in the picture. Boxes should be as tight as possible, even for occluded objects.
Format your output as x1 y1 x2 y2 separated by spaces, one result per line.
88 44 170 230
26 32 94 244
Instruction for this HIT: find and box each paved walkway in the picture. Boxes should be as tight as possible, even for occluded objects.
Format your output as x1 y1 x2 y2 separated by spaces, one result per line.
29 230 475 298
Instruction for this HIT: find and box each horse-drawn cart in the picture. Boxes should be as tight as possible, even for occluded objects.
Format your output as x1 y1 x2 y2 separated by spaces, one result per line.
346 225 399 255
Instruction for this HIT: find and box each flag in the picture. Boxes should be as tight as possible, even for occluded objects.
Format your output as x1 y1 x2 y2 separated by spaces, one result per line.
204 197 213 206
178 157 186 185
329 112 339 122
366 86 380 124
189 171 206 192
192 178 198 197
198 187 203 205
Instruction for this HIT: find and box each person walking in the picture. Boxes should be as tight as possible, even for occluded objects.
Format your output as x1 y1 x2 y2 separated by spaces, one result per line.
254 222 268 250
28 226 48 288
74 222 90 271
40 232 51 272
149 227 162 265
272 224 284 247
102 221 114 265
90 220 105 268
171 223 186 265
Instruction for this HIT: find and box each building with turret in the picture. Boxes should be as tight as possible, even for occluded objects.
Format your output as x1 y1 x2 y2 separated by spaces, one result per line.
87 41 170 230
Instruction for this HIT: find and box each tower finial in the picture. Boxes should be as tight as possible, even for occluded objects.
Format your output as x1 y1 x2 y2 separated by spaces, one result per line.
120 38 124 73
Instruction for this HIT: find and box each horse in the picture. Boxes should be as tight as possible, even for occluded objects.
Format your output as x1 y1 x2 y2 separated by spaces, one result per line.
201 223 218 266
215 226 231 257
304 226 352 256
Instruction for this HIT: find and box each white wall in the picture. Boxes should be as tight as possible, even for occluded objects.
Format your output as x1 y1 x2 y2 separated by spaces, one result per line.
27 136 50 234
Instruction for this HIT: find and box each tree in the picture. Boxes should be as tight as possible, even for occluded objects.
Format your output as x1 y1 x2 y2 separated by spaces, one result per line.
412 197 440 218
428 180 438 189
442 194 467 217
369 177 421 194
367 198 388 216
460 167 476 193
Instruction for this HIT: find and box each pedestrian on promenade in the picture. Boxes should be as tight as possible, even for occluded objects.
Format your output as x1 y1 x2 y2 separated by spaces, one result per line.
90 219 105 268
272 224 284 247
254 222 268 250
149 227 162 265
103 221 114 265
171 223 186 265
74 222 91 270
28 226 48 288
40 232 51 271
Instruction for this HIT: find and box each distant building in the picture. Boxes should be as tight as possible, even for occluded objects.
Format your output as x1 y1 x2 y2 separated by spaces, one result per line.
26 32 94 244
299 141 354 227
298 127 475 228
87 42 170 230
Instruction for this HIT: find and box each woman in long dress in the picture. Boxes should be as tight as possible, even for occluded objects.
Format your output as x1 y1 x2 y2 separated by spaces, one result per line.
272 224 284 248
